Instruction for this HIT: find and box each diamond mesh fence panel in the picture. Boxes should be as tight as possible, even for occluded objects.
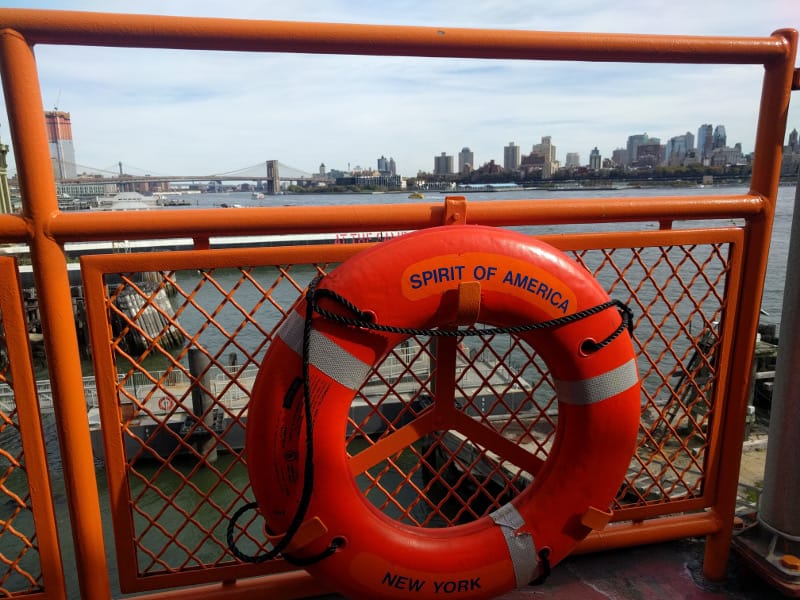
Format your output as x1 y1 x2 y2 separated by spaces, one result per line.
88 237 733 580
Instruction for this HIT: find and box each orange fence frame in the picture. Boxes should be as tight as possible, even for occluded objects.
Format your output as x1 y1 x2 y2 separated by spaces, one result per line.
0 8 797 600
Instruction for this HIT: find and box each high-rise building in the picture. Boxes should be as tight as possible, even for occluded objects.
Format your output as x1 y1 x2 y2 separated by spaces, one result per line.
388 157 396 176
697 124 713 159
532 136 557 178
377 155 390 175
665 132 695 165
565 152 580 168
503 142 520 171
458 147 474 174
611 148 628 167
589 147 601 170
434 152 453 175
712 125 727 150
636 142 664 167
45 110 77 179
626 133 658 166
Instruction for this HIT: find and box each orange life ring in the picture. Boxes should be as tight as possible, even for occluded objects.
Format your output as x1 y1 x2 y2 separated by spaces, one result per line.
246 225 640 599
157 396 171 412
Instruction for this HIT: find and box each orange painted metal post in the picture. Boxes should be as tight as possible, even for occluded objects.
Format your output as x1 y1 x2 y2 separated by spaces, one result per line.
702 28 798 581
0 258 67 600
0 27 112 600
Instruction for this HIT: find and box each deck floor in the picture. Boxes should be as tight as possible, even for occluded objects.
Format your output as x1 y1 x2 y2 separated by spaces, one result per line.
310 430 788 599
310 537 787 599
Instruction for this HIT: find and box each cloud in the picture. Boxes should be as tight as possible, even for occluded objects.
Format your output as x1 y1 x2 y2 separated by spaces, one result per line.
1 0 797 177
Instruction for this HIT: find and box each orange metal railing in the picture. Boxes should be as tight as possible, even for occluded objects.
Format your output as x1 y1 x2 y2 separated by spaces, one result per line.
0 9 797 600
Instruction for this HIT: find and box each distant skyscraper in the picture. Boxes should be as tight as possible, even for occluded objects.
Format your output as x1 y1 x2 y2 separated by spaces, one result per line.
377 155 390 175
697 124 713 159
611 148 628 167
45 110 77 179
504 142 520 170
389 157 397 176
434 152 453 175
458 147 474 173
712 125 727 150
589 147 601 170
565 152 580 168
532 136 557 178
665 132 695 165
626 133 654 166
789 128 798 152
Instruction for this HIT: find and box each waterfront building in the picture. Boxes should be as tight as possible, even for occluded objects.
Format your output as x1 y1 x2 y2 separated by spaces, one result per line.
589 148 601 170
626 133 659 166
45 110 77 180
503 142 520 171
532 136 557 179
633 142 664 168
782 128 800 176
458 147 474 174
57 179 116 200
665 132 695 166
335 173 402 189
713 125 727 150
377 155 397 176
434 152 454 175
565 152 580 168
611 148 628 167
683 150 702 166
697 123 713 159
709 144 743 167
520 139 559 179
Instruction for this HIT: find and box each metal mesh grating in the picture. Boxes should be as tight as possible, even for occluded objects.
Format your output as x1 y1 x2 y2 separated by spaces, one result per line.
0 266 47 597
86 236 734 584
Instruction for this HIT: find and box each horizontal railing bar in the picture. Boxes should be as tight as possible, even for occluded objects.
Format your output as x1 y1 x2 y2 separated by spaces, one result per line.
0 9 791 64
0 213 30 243
48 194 765 242
575 511 722 554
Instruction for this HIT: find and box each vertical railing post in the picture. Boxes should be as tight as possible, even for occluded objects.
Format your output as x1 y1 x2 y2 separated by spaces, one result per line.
0 27 112 600
760 176 800 557
732 176 800 591
702 28 798 581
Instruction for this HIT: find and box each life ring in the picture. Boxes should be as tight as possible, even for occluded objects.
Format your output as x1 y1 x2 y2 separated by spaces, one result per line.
246 225 640 599
157 397 171 412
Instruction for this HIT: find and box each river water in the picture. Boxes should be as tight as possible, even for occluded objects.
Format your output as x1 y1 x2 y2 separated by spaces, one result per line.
3 182 797 598
196 183 793 326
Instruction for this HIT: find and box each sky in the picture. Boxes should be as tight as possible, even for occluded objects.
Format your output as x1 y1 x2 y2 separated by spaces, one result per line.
0 0 798 178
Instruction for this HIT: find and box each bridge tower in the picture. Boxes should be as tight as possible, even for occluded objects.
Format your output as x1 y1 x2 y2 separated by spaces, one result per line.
266 160 280 195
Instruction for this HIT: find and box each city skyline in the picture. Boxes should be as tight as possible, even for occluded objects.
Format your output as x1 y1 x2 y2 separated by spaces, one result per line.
424 120 750 175
0 0 797 178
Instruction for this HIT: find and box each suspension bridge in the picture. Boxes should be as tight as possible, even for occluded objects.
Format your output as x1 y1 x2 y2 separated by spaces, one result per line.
57 160 317 193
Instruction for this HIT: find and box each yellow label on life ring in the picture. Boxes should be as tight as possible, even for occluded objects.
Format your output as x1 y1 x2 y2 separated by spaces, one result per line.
401 252 577 317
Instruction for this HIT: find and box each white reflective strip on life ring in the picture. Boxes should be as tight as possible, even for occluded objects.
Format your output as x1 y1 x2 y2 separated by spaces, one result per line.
554 358 639 406
276 309 372 391
489 503 537 587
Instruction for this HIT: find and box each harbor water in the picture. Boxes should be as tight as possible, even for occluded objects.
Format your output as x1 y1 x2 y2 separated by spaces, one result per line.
182 183 793 325
3 183 796 599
